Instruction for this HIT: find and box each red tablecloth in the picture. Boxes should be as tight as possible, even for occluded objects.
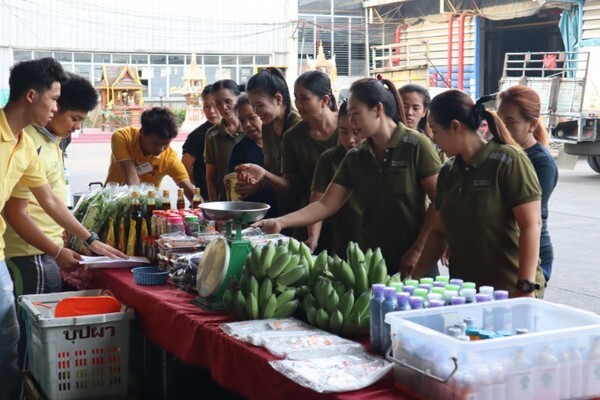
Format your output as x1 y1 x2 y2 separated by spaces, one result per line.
90 269 415 400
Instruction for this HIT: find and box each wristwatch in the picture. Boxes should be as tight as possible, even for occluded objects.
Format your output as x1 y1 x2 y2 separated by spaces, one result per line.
516 279 540 293
84 232 99 248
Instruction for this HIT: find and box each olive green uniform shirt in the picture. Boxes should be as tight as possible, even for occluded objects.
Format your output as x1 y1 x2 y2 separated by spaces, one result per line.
204 120 245 201
333 123 441 271
311 144 363 256
262 112 302 216
435 140 545 297
281 120 338 243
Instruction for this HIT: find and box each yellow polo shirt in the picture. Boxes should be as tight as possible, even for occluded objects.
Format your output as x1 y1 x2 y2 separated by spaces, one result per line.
0 109 48 261
105 127 189 187
4 126 65 258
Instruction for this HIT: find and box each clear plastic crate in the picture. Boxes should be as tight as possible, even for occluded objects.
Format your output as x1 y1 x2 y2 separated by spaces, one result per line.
385 298 600 400
18 290 135 400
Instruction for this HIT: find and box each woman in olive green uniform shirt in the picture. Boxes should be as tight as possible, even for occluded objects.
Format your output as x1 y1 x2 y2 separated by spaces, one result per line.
310 101 365 256
255 78 441 274
246 67 301 215
204 80 245 201
411 90 545 297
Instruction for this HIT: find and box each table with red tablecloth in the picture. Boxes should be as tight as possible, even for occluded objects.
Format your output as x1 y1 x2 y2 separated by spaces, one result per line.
89 268 415 400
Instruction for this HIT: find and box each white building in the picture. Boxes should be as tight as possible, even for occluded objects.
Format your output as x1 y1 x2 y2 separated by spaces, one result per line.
0 0 299 106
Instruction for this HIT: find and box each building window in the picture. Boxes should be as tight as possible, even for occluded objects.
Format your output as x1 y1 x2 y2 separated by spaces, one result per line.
55 52 73 62
150 55 167 64
94 53 111 63
113 54 130 64
131 54 148 65
13 50 32 62
221 55 237 65
34 51 52 59
239 55 253 65
74 53 92 62
168 55 185 65
204 55 220 65
255 55 270 65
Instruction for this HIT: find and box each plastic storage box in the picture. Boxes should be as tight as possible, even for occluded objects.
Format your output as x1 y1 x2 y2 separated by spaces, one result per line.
18 290 135 400
385 298 600 400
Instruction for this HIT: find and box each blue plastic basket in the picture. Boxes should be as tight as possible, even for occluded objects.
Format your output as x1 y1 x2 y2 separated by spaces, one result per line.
132 266 169 286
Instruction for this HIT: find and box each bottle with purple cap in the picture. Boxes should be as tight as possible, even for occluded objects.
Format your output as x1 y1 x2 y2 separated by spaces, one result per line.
369 284 386 354
493 290 511 332
380 287 398 356
395 292 411 311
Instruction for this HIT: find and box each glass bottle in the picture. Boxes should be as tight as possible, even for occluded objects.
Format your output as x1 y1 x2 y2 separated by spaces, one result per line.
176 188 185 210
162 189 171 211
192 187 202 208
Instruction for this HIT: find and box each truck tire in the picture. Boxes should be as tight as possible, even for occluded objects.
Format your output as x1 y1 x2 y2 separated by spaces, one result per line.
587 156 600 173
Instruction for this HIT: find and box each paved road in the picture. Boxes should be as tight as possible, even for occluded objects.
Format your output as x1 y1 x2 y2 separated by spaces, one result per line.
65 142 600 315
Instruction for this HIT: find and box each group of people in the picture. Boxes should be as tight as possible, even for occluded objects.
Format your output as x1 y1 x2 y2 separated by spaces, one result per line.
0 56 558 399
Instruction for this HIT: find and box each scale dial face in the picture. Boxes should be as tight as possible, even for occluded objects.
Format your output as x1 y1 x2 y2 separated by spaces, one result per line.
197 238 230 297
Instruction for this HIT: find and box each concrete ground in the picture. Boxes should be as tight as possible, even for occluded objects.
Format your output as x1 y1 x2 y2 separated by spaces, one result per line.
65 140 600 315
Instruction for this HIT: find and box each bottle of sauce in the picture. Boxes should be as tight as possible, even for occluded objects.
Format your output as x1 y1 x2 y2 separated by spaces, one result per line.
131 191 143 255
162 189 171 211
176 188 185 210
192 187 202 208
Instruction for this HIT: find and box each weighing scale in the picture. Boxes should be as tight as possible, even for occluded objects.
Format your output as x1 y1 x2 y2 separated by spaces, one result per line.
193 201 270 310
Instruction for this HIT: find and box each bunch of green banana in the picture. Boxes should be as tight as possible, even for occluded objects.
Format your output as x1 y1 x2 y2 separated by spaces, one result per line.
327 242 388 297
303 276 371 337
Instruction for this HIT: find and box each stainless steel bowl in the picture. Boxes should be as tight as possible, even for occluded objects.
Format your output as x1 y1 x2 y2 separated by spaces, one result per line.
198 201 270 223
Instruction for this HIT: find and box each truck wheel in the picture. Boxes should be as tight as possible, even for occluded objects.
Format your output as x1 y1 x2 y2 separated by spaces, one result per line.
587 156 600 173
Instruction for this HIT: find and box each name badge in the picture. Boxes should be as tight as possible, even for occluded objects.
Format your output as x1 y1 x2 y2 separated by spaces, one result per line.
136 162 153 176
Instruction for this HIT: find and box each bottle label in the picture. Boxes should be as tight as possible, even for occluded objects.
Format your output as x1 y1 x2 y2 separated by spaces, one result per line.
584 360 600 395
507 371 533 398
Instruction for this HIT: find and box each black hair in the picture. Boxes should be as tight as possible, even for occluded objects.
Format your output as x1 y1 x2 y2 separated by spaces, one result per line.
294 70 337 111
349 78 407 124
399 84 431 109
8 57 67 102
211 79 245 96
429 90 516 145
234 93 251 111
247 67 292 117
140 107 178 139
338 100 348 118
57 72 98 112
201 84 213 100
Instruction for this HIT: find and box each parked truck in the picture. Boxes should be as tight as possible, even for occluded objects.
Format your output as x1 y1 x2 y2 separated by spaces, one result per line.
498 51 600 171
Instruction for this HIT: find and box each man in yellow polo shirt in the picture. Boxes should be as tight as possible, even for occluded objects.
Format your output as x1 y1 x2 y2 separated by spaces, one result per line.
105 107 199 203
0 58 125 400
4 73 99 296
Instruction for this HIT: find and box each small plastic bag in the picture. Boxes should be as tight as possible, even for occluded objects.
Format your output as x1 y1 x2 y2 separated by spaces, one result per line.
269 352 393 393
262 331 364 360
221 318 313 345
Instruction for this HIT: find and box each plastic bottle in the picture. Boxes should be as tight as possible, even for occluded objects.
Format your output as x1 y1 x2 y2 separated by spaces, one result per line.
451 296 466 306
454 322 467 336
419 277 434 285
479 285 494 297
380 287 397 356
192 187 202 208
413 288 429 302
395 292 410 311
466 327 480 341
462 281 476 290
64 167 72 207
432 281 447 289
176 188 186 210
555 342 572 400
461 288 477 304
494 290 512 332
167 215 185 234
443 290 459 305
389 282 403 293
534 346 559 399
428 299 445 308
404 279 419 288
427 292 442 303
162 189 171 210
369 284 386 355
131 191 143 255
184 215 199 236
151 210 161 238
568 341 583 399
417 283 431 293
431 287 445 297
463 317 475 327
408 296 424 310
447 327 461 338
428 299 445 332
402 285 414 296
448 279 463 289
583 335 600 397
506 347 534 399
490 362 507 400
476 293 494 332
435 275 450 284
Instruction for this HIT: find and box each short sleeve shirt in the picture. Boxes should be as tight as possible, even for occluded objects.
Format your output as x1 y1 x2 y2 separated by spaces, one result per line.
435 140 545 294
281 120 338 207
262 112 301 176
0 109 48 260
204 120 245 201
311 144 364 256
182 121 214 195
333 123 441 270
5 126 66 258
105 127 188 187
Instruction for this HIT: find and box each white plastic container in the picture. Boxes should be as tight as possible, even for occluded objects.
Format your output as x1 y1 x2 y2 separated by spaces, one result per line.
385 298 600 400
18 290 135 400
